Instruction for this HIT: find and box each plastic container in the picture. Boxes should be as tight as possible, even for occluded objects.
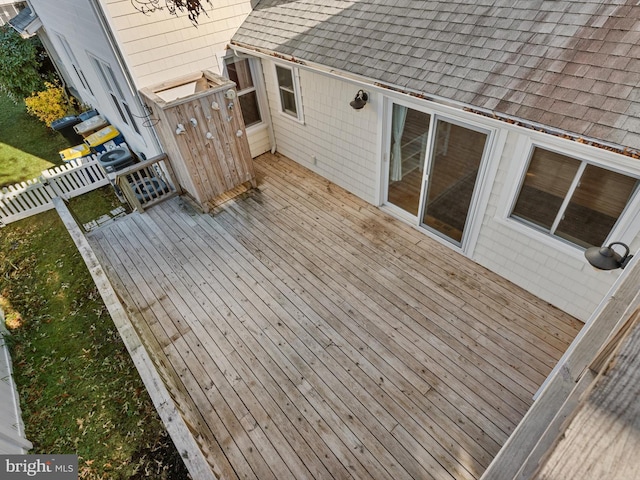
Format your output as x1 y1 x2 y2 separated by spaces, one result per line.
74 114 109 137
84 125 125 154
78 109 98 122
59 143 92 163
51 115 83 145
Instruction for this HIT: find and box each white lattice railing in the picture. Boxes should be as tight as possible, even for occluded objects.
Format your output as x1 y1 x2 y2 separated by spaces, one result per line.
0 155 110 226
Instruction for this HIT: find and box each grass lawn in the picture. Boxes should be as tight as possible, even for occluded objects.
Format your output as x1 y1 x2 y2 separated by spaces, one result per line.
0 93 69 188
0 91 190 478
1 191 190 479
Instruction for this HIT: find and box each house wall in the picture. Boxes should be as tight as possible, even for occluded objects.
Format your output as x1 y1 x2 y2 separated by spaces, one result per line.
260 59 640 321
471 128 640 321
100 0 253 88
29 0 160 158
247 123 271 158
261 58 380 204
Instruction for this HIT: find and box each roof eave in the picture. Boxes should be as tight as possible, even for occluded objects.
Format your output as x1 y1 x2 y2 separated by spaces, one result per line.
230 40 640 160
8 7 42 39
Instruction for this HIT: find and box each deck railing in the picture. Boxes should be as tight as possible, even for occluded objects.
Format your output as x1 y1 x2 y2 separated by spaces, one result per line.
0 156 109 226
115 154 178 213
1 153 179 225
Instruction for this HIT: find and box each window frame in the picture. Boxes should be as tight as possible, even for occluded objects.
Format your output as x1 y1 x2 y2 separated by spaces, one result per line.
274 63 304 123
223 56 264 129
54 32 93 96
89 55 141 136
505 136 640 250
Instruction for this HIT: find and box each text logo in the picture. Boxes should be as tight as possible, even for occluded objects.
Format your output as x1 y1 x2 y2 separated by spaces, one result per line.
1 455 78 479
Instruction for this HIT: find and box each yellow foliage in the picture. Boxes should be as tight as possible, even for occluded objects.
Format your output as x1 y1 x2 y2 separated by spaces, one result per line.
24 82 78 127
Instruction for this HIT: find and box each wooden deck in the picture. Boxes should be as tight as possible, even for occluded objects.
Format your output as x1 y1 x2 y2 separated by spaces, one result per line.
87 152 582 480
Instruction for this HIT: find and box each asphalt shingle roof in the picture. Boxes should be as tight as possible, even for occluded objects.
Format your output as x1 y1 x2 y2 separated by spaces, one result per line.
232 0 640 152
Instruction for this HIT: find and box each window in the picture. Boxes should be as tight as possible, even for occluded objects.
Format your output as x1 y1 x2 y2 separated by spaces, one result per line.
90 56 141 135
275 64 302 121
56 34 93 95
225 57 262 127
511 146 639 248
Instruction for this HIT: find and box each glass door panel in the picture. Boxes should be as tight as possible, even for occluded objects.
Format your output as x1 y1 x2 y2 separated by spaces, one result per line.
387 105 431 216
420 120 487 245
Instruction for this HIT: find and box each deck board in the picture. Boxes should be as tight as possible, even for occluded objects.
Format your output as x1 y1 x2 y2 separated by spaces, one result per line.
88 152 581 480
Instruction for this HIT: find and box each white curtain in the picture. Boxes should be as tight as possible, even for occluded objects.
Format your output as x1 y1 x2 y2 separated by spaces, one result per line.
390 104 407 182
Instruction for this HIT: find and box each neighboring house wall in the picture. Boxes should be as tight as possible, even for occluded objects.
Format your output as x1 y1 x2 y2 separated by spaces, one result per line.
257 56 640 321
262 58 380 203
100 0 253 88
30 0 267 159
29 0 161 158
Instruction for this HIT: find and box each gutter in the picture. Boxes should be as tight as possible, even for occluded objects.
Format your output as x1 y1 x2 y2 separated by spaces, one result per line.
230 41 640 160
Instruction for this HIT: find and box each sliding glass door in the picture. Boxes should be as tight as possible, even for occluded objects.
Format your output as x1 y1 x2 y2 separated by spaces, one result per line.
386 103 489 247
421 119 488 245
387 105 431 216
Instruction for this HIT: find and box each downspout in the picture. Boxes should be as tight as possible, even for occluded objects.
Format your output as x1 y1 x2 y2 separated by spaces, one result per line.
87 0 164 156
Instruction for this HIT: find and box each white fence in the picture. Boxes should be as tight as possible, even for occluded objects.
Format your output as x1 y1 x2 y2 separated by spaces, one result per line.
0 155 109 226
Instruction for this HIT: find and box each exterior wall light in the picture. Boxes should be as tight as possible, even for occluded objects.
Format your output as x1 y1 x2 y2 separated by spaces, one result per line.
585 242 633 270
349 90 368 110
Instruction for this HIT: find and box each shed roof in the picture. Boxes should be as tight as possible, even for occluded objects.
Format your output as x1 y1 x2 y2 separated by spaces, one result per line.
8 5 41 38
232 0 640 152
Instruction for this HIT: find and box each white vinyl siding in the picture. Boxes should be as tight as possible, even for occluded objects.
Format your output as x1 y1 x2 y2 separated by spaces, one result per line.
55 33 93 95
263 60 378 202
102 0 254 88
90 56 141 135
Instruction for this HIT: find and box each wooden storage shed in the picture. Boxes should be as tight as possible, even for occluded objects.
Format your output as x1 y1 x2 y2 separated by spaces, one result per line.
140 70 256 211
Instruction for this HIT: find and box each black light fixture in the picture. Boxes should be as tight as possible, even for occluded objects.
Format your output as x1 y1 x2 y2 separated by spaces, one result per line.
349 89 368 110
584 242 633 270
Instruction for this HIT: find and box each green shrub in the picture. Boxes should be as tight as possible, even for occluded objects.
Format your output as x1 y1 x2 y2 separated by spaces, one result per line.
25 82 79 127
0 25 48 101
